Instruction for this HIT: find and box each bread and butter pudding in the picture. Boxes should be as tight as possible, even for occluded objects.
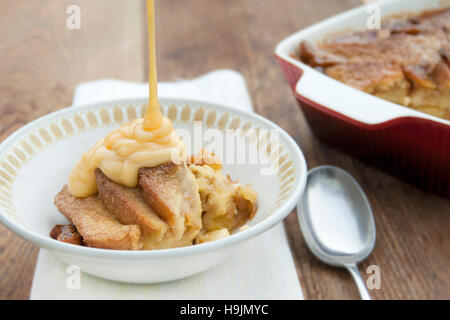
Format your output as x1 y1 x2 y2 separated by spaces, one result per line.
50 0 257 250
298 8 450 120
52 151 257 250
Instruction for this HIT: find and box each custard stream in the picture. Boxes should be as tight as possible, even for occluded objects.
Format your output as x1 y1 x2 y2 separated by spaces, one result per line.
68 0 184 198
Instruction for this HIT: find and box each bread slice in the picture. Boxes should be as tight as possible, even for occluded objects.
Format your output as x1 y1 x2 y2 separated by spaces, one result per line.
95 169 168 241
54 185 141 250
139 163 202 244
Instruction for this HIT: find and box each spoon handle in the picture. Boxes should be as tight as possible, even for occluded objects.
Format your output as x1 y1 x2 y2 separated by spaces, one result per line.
345 264 371 300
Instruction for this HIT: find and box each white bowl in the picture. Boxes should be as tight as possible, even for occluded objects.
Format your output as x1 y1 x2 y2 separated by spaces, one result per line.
275 0 450 127
0 98 307 283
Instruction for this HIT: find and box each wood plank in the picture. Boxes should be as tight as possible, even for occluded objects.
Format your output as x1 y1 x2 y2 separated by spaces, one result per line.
0 0 146 299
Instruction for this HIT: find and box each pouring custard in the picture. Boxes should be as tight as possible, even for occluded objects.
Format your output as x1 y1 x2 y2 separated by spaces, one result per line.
68 0 184 198
51 0 257 250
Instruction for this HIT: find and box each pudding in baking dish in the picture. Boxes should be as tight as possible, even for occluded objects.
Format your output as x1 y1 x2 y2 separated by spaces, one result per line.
298 8 450 120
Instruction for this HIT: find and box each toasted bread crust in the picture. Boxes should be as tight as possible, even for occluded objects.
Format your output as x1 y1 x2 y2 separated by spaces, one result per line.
96 169 168 240
53 156 257 250
55 185 142 250
139 163 181 226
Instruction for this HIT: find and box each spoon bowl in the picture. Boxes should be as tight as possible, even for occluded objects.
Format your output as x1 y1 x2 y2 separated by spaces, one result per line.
297 165 376 299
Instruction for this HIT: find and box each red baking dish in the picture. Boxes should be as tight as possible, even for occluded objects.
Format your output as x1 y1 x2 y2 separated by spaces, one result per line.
275 0 450 197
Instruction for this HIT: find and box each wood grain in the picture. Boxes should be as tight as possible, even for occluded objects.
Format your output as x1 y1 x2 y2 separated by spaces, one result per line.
0 0 449 300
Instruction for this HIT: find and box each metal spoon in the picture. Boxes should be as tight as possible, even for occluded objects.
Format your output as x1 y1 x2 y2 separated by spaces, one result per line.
297 165 376 300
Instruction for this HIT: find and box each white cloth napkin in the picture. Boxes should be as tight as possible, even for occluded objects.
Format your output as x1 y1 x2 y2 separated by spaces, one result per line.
30 69 304 299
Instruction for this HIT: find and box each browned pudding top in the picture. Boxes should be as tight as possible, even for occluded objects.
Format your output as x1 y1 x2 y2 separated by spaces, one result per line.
299 8 450 120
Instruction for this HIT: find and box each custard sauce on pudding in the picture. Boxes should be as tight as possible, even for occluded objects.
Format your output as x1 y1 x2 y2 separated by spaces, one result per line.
68 0 184 198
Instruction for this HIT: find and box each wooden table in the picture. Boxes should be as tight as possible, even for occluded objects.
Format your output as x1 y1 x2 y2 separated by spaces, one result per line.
0 0 448 300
